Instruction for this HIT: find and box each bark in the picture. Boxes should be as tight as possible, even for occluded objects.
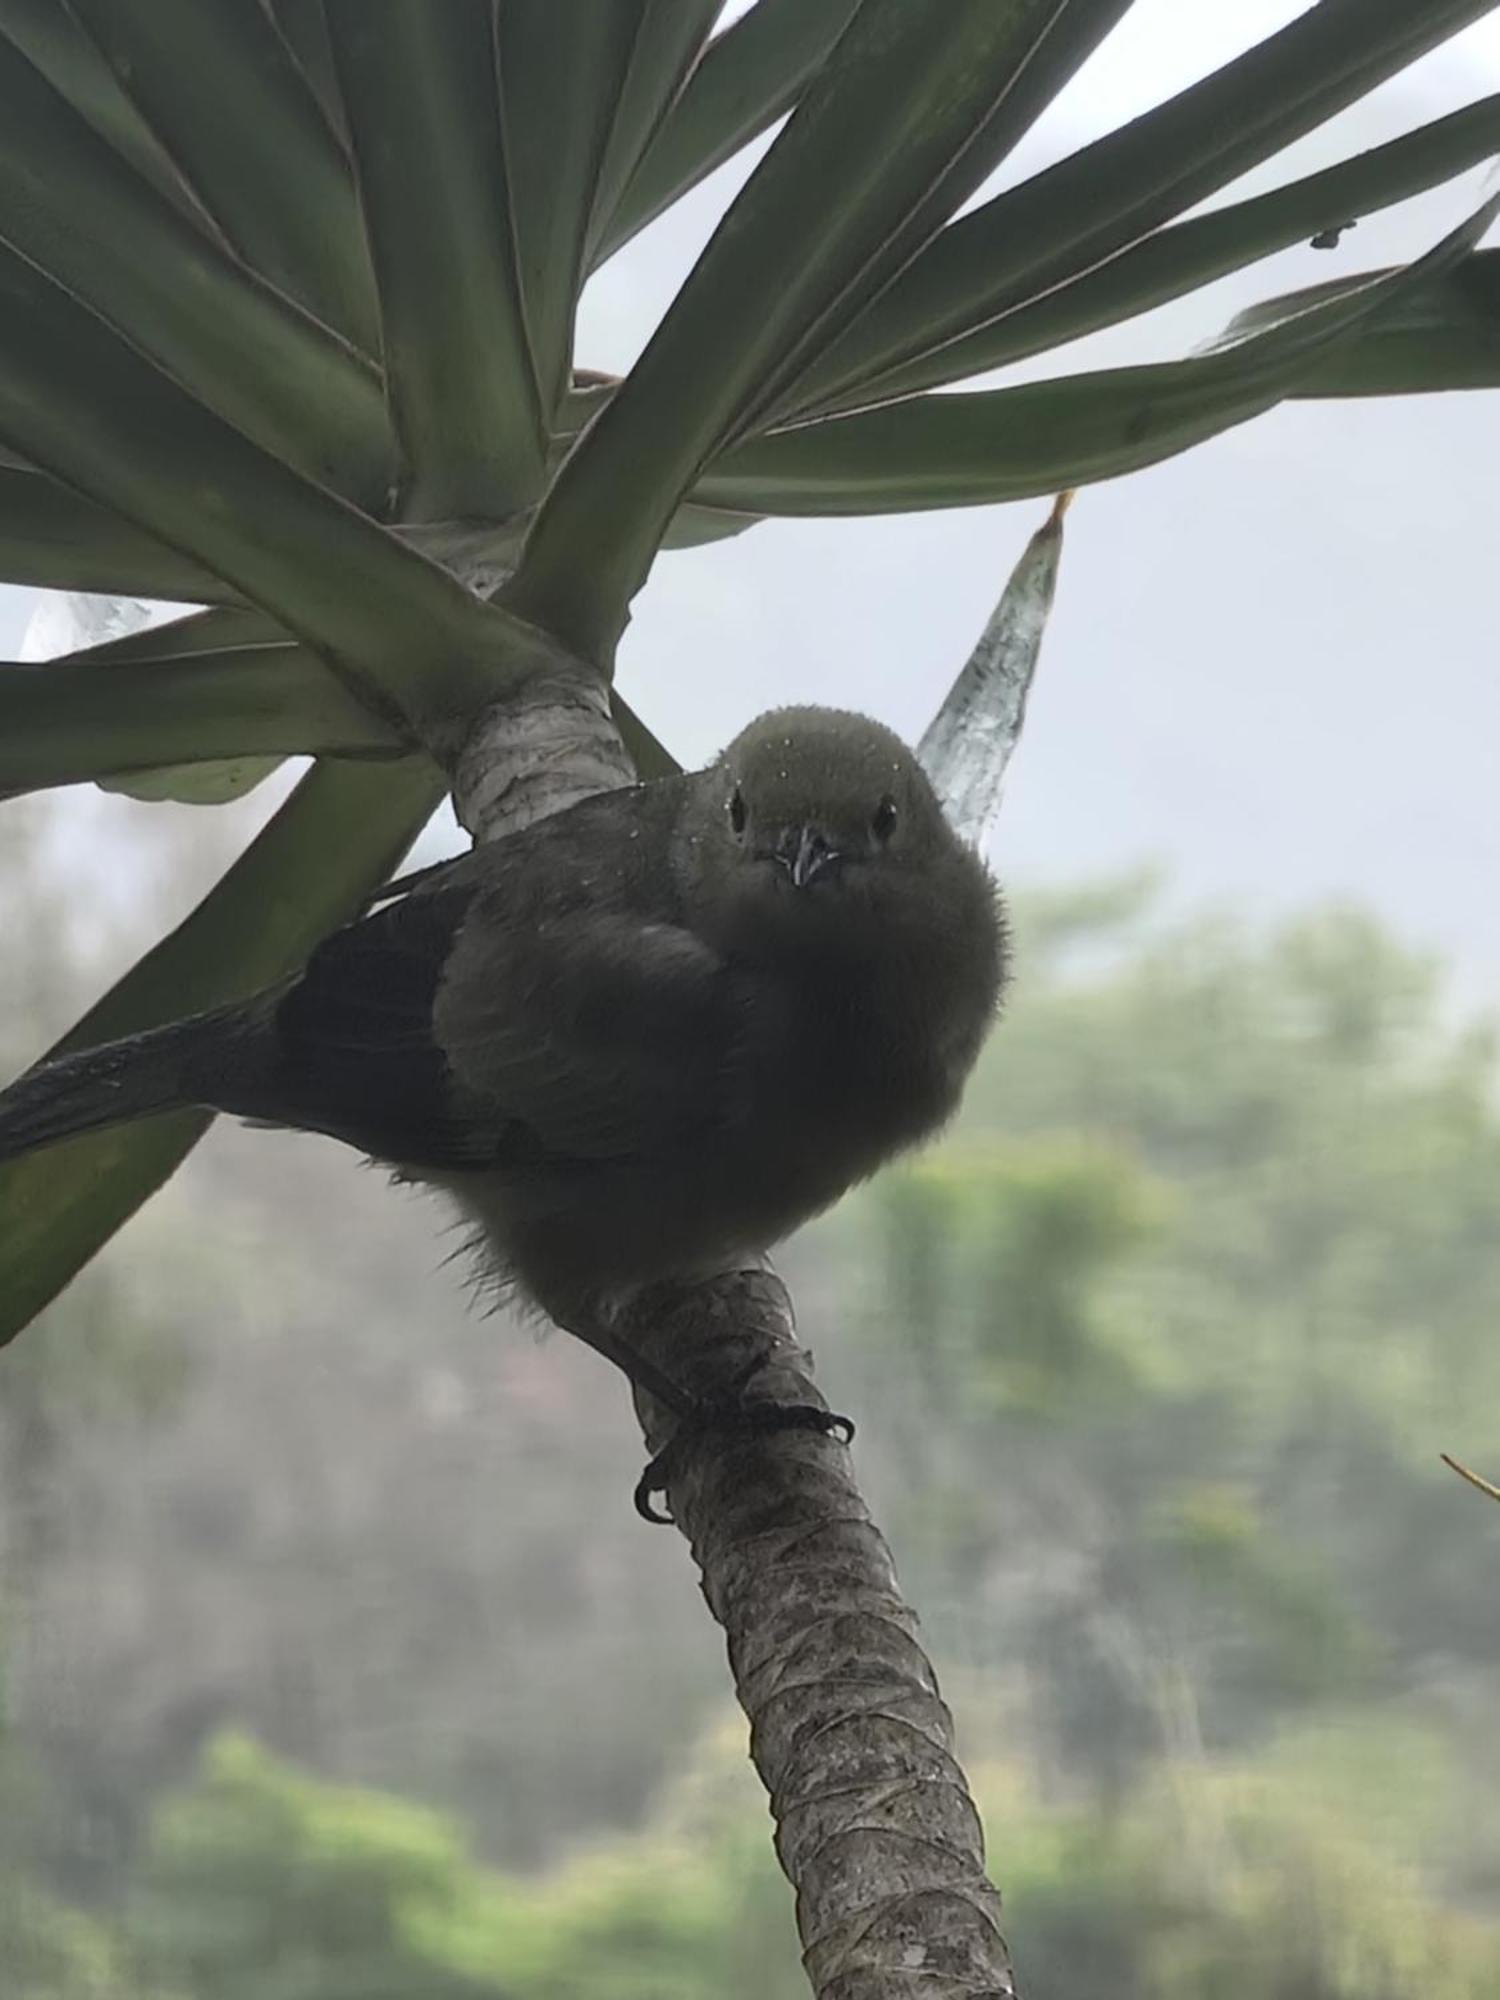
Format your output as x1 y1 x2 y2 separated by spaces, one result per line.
623 1273 1017 2000
448 676 1018 2000
452 672 635 842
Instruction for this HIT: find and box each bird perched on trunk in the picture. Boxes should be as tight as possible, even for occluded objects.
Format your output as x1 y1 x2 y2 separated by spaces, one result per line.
1 707 1005 1480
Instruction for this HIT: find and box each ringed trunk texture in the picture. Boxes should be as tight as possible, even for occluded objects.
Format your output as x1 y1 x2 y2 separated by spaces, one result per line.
448 675 1018 2000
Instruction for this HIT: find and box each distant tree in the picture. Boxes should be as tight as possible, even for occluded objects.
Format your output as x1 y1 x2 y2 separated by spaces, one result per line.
113 1721 1500 2000
841 887 1500 1799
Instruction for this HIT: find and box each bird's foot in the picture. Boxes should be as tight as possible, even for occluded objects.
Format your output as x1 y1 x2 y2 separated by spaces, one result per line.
633 1397 855 1524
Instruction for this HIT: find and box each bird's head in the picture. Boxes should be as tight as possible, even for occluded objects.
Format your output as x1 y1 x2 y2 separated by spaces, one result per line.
674 707 965 953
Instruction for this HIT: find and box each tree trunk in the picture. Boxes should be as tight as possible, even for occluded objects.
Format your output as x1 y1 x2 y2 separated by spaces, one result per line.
624 1271 1017 2000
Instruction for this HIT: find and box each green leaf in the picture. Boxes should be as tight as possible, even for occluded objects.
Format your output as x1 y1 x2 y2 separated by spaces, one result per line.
694 200 1500 514
1217 248 1500 397
507 0 1131 663
761 0 1140 422
53 604 396 804
662 500 764 550
0 646 405 796
0 756 444 1343
0 0 202 223
832 94 1500 398
0 30 393 506
96 757 286 807
66 0 379 351
325 0 546 519
47 593 697 819
68 604 287 664
0 465 230 599
498 1 644 411
585 0 722 262
597 0 861 262
267 0 346 141
35 600 693 801
790 0 1500 413
0 242 555 728
554 376 765 549
1 597 303 812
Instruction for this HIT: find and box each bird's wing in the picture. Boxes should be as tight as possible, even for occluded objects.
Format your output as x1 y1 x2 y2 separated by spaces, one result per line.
262 868 492 1164
433 909 740 1161
261 786 740 1168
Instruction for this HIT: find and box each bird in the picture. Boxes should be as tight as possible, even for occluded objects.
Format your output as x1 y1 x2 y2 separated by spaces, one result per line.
1 707 1005 1494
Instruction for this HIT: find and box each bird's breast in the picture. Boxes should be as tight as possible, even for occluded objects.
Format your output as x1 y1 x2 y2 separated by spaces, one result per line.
441 957 978 1311
740 952 964 1190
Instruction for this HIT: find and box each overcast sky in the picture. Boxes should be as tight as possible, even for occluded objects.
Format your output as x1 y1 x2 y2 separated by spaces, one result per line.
4 4 1500 999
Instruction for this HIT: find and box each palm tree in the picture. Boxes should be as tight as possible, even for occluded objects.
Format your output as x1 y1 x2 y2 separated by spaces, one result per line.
1 6 1496 1992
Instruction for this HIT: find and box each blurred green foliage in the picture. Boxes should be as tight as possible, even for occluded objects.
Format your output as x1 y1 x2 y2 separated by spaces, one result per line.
837 886 1500 1773
7 874 1500 1992
0 1879 147 2000
13 1720 1490 2000
114 1728 805 2000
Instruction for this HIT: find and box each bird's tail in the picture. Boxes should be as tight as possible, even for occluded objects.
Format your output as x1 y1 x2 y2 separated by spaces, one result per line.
0 1001 259 1163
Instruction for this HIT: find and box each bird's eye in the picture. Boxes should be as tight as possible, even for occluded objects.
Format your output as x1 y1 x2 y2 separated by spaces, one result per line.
872 795 899 842
728 786 747 836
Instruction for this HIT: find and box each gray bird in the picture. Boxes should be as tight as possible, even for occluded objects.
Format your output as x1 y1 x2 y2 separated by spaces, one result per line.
1 708 1005 1489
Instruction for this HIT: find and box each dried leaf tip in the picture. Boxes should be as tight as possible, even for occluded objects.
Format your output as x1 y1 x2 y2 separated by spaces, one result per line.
1441 1451 1500 1502
918 496 1069 848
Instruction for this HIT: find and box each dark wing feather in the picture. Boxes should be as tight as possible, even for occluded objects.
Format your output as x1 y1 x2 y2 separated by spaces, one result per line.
259 870 492 1165
433 912 738 1161
245 780 739 1170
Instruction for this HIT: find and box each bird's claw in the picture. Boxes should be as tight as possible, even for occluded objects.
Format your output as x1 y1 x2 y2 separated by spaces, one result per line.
633 1400 855 1524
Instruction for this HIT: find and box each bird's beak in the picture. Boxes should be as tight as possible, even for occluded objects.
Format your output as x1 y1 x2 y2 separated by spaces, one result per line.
778 824 840 889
